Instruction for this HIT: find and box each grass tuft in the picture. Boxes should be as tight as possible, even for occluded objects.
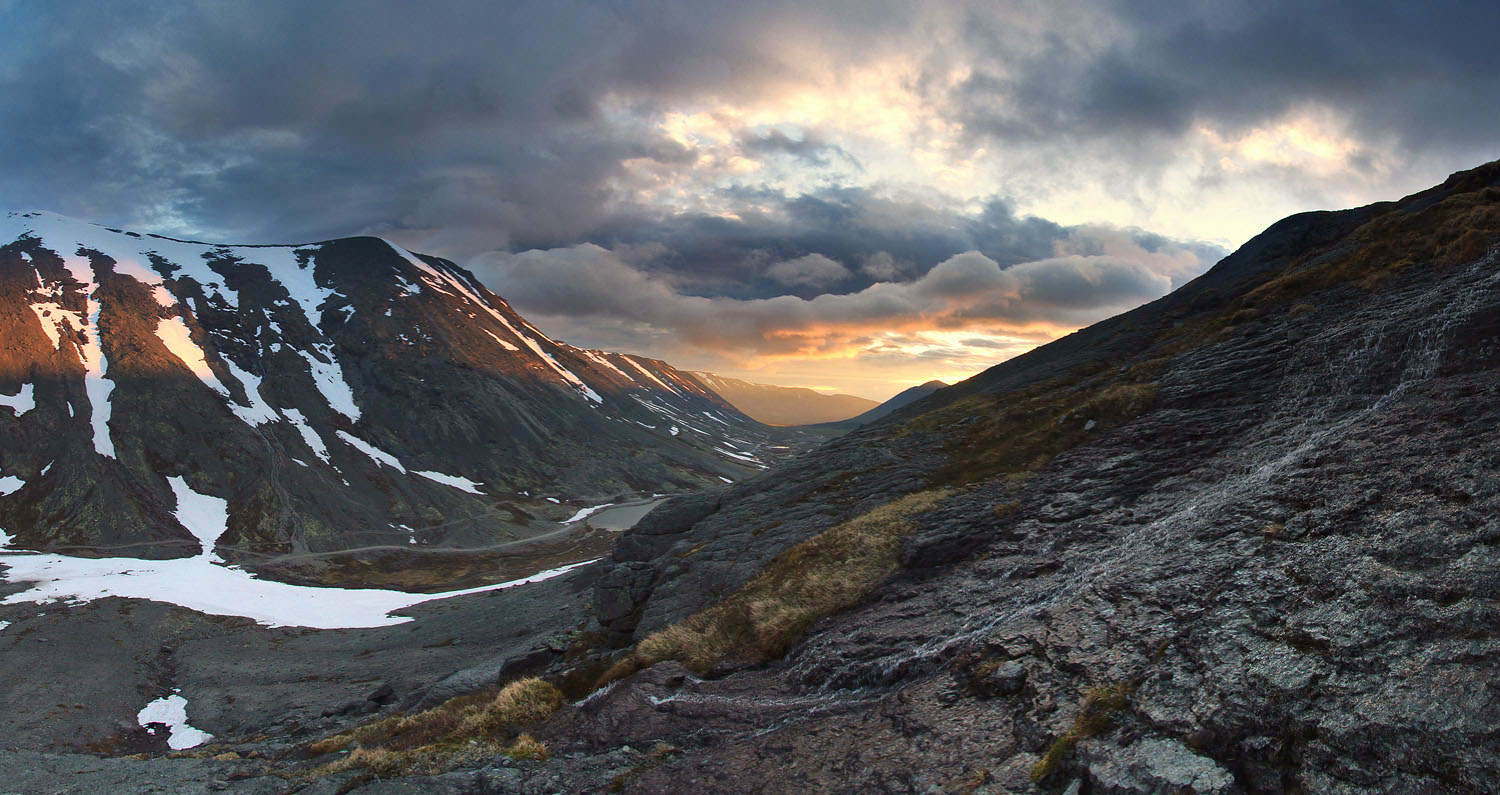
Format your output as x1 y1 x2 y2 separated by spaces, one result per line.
1029 682 1132 783
599 489 951 684
305 677 563 778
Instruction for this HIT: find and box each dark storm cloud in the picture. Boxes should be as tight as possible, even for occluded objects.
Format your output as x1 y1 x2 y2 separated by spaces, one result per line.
0 0 1492 335
945 1 1500 154
564 188 1085 300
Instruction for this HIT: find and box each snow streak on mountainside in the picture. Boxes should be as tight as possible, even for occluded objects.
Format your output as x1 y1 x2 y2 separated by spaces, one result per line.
0 211 798 567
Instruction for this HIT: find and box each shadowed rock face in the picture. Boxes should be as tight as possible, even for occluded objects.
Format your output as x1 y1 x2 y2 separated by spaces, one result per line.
0 212 804 568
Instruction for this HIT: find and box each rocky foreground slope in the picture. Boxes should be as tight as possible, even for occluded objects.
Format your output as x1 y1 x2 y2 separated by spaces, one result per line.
471 161 1500 792
0 212 800 579
7 162 1500 793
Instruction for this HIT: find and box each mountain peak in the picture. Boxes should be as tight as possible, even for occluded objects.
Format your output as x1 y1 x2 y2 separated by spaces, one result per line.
0 217 811 584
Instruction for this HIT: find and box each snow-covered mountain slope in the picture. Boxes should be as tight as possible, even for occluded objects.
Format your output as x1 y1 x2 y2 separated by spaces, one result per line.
0 211 799 567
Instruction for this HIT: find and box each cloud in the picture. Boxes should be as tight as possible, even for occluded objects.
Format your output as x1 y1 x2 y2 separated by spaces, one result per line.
5 0 1495 260
477 241 1176 360
764 253 850 287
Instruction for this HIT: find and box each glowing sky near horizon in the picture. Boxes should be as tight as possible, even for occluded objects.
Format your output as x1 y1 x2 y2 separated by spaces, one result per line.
3 1 1497 399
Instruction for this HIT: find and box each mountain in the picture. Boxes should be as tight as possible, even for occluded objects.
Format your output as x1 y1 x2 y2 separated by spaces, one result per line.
10 162 1500 792
684 371 878 425
810 378 948 432
0 211 802 581
563 161 1500 791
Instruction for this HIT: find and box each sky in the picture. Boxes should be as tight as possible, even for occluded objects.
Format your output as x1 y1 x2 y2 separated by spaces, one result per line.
3 1 1497 400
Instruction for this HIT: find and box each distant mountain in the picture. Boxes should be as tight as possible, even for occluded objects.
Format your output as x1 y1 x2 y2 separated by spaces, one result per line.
811 379 948 431
0 212 801 578
684 372 878 425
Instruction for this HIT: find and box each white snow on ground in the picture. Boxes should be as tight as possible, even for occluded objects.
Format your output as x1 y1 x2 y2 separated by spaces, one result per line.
0 476 23 496
713 447 765 466
0 527 11 546
0 384 34 415
670 426 680 436
336 430 406 472
280 408 329 462
481 328 520 351
701 411 730 426
632 397 711 436
0 553 596 629
218 356 279 426
718 476 734 483
582 350 631 380
621 356 678 393
154 317 230 397
563 503 615 523
0 620 9 632
413 470 485 494
298 346 361 421
137 693 213 750
55 247 115 458
167 477 228 560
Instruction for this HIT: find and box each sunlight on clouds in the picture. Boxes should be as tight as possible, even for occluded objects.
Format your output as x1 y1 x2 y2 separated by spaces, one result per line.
1198 109 1369 175
609 56 988 212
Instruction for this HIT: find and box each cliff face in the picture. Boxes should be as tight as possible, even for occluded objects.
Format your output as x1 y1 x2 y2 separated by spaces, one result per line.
560 162 1500 792
0 212 797 571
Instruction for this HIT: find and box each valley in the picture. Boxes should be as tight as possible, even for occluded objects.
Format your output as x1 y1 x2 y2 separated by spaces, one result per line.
4 164 1500 793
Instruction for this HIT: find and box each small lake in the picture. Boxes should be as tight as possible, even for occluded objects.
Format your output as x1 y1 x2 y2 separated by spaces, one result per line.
584 499 667 531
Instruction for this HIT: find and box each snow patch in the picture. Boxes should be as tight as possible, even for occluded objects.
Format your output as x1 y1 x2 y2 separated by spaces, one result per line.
218 356 279 426
563 503 615 524
167 477 229 560
0 552 596 628
336 430 406 473
0 384 35 415
621 356 678 393
0 476 24 496
714 447 764 465
281 408 329 462
154 317 230 396
413 470 484 494
136 693 214 750
482 328 519 351
298 347 360 421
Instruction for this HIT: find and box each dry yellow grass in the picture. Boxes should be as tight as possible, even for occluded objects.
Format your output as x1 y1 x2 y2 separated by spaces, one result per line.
504 733 549 760
600 488 951 684
305 677 563 777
